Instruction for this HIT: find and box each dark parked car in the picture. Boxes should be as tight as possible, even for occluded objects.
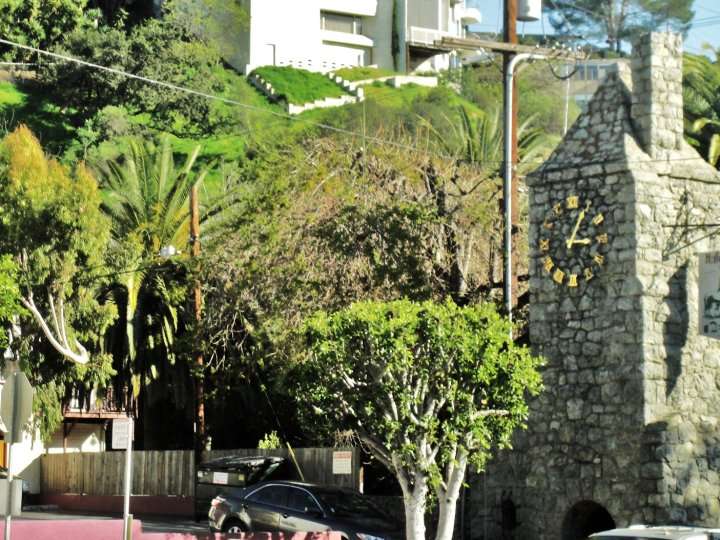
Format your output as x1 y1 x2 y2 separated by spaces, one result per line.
195 456 299 520
209 480 402 540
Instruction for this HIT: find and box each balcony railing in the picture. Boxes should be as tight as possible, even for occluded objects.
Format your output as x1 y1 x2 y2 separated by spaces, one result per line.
318 0 377 17
63 386 127 419
408 27 451 47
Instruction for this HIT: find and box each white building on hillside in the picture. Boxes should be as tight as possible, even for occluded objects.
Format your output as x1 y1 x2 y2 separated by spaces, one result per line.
236 0 481 74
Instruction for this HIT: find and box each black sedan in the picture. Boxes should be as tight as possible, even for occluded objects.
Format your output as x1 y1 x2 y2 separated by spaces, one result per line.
209 480 402 540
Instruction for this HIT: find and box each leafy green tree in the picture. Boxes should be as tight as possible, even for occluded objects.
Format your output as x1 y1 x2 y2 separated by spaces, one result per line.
42 8 225 134
0 255 23 349
42 23 132 121
0 0 93 61
97 135 207 446
299 299 543 540
544 0 694 53
126 17 225 134
0 125 116 439
198 135 524 448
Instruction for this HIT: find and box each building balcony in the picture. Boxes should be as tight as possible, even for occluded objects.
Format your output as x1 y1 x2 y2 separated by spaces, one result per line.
321 30 374 48
459 7 481 24
63 386 127 420
408 26 452 48
318 0 377 17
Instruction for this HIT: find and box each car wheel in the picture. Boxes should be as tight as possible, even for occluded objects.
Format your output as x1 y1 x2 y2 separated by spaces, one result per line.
223 520 247 534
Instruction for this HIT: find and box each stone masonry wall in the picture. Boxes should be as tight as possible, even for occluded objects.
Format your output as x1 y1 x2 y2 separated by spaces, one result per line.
634 143 720 524
631 33 684 159
468 71 648 540
468 32 720 540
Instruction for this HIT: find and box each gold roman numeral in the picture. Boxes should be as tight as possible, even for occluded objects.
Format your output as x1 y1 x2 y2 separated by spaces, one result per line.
592 213 604 226
568 274 578 288
596 233 608 244
553 268 565 284
593 254 605 266
584 268 594 281
566 196 579 209
544 256 554 273
540 238 550 252
553 203 563 216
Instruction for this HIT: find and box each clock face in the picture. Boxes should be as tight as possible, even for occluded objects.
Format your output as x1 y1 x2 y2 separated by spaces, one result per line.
539 194 609 288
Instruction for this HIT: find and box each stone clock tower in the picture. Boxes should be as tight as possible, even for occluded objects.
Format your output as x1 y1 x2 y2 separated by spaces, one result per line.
470 33 720 540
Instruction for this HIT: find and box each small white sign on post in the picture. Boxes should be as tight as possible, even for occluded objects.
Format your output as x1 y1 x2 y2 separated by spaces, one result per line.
112 419 130 450
700 252 720 338
332 451 352 475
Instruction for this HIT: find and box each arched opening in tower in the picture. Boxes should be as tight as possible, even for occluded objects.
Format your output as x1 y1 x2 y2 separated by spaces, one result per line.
561 500 616 540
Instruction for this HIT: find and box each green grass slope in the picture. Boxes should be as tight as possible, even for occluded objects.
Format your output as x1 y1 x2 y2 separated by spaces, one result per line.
333 66 395 81
252 66 347 104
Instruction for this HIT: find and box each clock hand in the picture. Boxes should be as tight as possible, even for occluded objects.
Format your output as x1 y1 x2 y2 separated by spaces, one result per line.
565 200 592 249
569 238 592 246
566 209 587 249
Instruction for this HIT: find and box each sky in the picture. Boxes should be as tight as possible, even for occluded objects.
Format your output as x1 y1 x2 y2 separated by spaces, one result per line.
472 0 720 57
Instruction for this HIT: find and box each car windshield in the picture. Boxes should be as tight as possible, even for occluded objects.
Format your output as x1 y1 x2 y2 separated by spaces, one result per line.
314 489 386 519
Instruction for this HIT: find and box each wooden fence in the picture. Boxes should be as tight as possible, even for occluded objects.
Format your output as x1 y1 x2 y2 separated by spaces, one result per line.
42 450 195 497
41 448 359 497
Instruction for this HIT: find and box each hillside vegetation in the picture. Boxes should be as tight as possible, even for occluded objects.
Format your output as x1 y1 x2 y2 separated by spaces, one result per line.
253 66 348 104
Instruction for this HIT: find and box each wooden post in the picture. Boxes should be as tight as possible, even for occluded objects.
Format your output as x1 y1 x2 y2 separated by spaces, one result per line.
190 185 206 459
504 0 519 310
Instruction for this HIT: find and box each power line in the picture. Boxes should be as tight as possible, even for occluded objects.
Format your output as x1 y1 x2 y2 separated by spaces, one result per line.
0 37 442 159
0 37 716 170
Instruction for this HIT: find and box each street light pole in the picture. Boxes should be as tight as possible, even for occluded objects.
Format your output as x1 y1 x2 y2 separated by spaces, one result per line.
503 0 519 321
190 185 206 458
503 52 544 331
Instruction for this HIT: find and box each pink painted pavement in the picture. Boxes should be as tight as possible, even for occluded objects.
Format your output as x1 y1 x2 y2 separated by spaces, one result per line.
6 519 342 540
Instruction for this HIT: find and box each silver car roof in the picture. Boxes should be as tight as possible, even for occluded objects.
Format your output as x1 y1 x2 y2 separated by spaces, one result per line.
591 526 720 539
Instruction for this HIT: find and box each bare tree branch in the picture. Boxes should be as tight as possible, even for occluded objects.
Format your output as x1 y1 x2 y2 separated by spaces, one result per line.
21 292 89 364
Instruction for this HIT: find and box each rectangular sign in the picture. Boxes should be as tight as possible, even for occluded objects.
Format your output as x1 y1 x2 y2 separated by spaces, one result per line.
112 419 130 450
332 451 352 475
212 472 229 485
700 252 720 338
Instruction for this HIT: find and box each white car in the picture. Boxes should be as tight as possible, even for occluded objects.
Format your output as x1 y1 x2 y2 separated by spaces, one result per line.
590 525 720 540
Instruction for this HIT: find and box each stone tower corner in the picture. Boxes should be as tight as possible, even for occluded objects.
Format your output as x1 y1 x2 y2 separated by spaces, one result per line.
631 32 684 159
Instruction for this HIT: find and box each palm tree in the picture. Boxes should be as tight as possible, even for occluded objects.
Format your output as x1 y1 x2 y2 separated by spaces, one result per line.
684 51 720 167
423 106 551 174
97 136 208 446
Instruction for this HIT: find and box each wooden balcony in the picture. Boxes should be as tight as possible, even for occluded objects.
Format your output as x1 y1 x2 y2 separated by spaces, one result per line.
62 386 127 421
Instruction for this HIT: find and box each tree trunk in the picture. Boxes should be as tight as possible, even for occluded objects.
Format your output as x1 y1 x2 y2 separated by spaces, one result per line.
434 454 468 540
401 475 428 540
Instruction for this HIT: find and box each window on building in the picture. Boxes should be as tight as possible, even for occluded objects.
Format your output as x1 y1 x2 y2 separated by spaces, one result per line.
587 65 599 80
321 12 362 34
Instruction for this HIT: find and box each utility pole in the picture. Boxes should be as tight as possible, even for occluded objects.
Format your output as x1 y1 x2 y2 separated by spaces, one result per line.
504 0 519 315
190 185 206 460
